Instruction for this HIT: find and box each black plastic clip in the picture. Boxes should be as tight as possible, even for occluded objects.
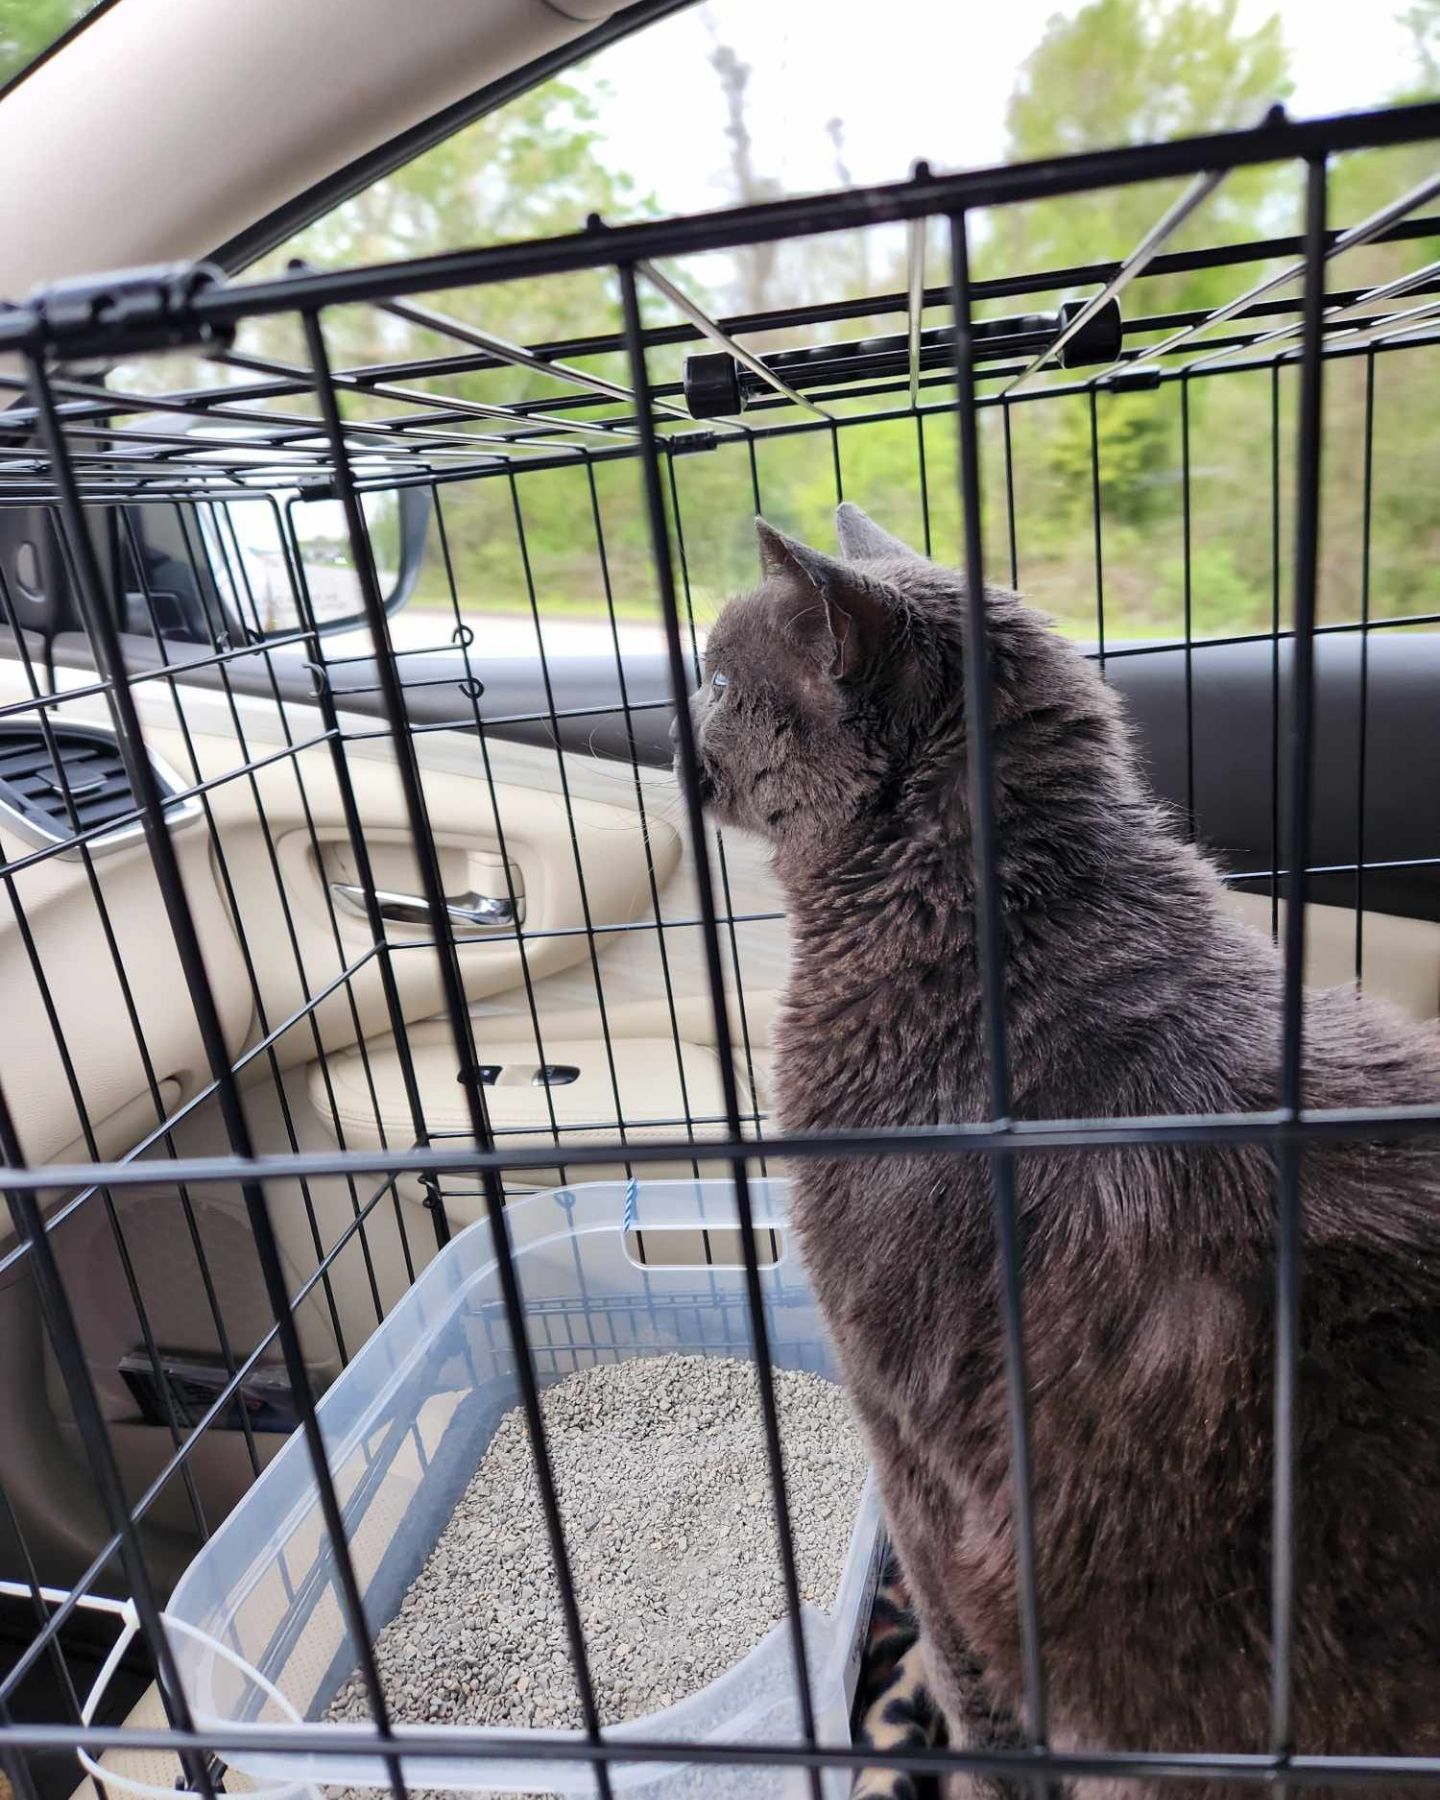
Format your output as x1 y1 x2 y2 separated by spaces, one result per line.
1109 365 1163 394
683 352 743 421
681 295 1126 419
24 262 234 361
417 1172 446 1218
1056 297 1123 369
668 430 720 457
0 299 38 360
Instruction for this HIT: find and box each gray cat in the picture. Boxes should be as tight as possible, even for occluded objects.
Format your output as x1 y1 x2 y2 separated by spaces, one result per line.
684 505 1440 1800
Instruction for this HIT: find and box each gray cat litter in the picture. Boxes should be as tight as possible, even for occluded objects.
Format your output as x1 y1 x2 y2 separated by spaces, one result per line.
324 1354 867 1735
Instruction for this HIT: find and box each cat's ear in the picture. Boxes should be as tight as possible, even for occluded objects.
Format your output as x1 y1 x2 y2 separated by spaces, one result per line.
834 502 918 564
754 517 897 681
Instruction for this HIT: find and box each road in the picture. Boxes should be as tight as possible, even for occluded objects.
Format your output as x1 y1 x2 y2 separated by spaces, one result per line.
324 606 700 662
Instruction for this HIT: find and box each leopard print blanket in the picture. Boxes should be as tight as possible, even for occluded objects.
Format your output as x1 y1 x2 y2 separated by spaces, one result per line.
851 1554 944 1800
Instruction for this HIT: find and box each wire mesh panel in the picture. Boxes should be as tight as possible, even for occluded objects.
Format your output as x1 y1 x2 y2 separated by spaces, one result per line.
0 96 1436 1800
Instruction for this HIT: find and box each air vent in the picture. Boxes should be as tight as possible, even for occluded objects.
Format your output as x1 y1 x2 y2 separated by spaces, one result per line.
0 722 198 854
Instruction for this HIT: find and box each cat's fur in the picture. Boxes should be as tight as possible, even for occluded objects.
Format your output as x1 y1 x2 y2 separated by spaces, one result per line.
686 505 1440 1800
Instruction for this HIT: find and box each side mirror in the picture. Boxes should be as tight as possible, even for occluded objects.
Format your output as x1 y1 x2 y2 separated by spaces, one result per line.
200 484 431 641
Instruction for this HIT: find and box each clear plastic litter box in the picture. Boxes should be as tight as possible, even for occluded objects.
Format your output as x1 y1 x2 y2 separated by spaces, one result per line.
164 1179 884 1798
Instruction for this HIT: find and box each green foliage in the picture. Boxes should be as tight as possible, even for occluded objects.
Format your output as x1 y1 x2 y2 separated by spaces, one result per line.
0 0 93 87
1399 0 1440 92
1008 0 1288 149
248 79 654 390
265 80 645 272
234 0 1438 645
991 0 1293 282
969 0 1305 638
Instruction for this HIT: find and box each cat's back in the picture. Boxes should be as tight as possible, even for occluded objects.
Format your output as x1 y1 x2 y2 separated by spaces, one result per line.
1303 978 1440 1107
1297 981 1440 1251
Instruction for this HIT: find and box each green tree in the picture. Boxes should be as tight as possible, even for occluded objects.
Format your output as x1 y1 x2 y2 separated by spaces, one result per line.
245 77 668 614
166 0 1434 639
1399 0 1440 91
1007 0 1288 152
1330 0 1440 228
994 0 1292 286
255 77 653 368
938 0 1296 633
0 0 92 87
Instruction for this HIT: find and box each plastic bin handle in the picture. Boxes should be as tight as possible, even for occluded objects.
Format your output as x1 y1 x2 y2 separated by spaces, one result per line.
0 1582 314 1800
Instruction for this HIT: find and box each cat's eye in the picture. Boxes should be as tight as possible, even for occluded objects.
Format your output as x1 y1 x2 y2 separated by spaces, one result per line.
711 671 729 693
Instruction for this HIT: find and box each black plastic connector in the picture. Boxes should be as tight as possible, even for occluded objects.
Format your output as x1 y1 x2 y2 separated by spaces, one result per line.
20 262 233 360
1057 297 1123 368
1110 365 1163 393
683 353 743 420
667 429 721 456
682 295 1126 418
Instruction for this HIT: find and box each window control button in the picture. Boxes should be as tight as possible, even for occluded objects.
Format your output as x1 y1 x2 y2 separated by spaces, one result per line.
457 1063 503 1086
533 1064 581 1086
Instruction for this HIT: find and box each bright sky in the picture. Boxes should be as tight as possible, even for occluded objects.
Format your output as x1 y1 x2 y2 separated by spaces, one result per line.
589 0 1421 214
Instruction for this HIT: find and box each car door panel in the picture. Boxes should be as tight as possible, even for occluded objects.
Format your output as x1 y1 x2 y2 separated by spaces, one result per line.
49 676 689 1077
0 676 254 1181
0 666 698 1581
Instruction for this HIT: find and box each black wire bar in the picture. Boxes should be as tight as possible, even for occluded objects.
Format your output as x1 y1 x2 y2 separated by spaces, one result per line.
17 1716 1440 1790
1115 159 1440 378
1003 162 1228 396
1180 252 1440 372
0 291 1435 509
637 258 831 419
2 1095 1440 1200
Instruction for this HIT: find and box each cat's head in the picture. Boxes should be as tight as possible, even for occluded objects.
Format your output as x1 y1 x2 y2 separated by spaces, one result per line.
682 503 1115 860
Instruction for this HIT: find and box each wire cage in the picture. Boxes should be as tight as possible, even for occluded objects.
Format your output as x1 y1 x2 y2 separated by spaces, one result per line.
0 93 1438 1800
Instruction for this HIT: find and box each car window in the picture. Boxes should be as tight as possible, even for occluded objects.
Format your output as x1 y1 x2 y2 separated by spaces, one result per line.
230 2 1436 663
116 0 1440 663
253 0 1434 274
0 0 104 94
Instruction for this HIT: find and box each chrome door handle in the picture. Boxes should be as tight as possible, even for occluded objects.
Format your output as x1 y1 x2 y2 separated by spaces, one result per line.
330 883 520 931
